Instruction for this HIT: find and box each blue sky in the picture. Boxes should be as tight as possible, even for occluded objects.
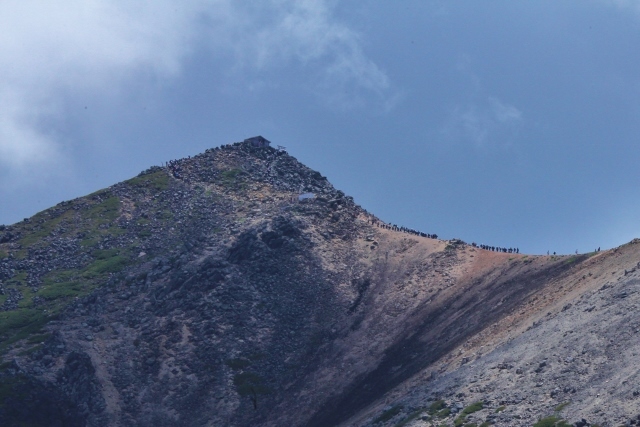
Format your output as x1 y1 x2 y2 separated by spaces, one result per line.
1 1 640 255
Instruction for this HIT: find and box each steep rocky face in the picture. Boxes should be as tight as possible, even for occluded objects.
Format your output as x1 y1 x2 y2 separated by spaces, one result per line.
0 141 373 426
0 141 639 427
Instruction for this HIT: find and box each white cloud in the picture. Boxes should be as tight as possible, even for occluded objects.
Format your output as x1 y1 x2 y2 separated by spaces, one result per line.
201 1 392 109
0 0 390 174
0 0 206 176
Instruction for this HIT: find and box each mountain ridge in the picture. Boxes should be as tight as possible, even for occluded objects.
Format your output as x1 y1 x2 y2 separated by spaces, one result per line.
0 140 638 427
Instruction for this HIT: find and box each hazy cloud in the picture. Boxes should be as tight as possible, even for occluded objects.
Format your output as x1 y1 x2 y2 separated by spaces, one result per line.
443 97 523 146
0 0 390 174
204 1 392 109
490 97 522 123
0 0 205 177
606 0 640 12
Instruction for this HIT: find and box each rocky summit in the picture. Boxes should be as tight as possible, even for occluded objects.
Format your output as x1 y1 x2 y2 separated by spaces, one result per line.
1 140 639 427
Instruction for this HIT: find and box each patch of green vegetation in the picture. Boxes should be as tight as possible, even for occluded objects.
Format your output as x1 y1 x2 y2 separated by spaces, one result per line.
92 248 119 260
80 236 98 248
126 171 170 191
0 190 145 359
87 195 120 223
461 402 483 415
220 168 245 188
26 333 50 344
44 270 77 284
6 271 27 286
564 256 579 264
138 229 152 238
436 407 451 418
495 406 506 413
454 402 484 426
554 401 570 412
395 408 425 427
18 210 74 247
0 309 49 353
374 405 403 424
226 358 251 370
17 288 35 308
82 255 129 277
428 400 447 414
533 416 571 427
37 281 85 301
479 422 491 427
33 252 129 309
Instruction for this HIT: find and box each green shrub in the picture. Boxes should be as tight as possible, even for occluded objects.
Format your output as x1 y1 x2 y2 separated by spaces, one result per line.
436 407 451 418
428 400 447 414
461 402 484 415
138 229 152 238
92 248 119 260
395 408 425 427
83 255 128 277
26 333 50 344
554 401 570 412
455 401 484 426
87 195 120 222
126 171 169 191
0 309 49 352
220 168 246 188
38 281 84 300
533 416 571 427
374 405 403 423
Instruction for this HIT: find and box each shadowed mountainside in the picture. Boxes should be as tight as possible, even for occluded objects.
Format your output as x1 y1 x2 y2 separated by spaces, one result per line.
0 140 639 427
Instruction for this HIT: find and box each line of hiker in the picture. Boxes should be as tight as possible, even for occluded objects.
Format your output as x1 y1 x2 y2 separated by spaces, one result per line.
472 243 519 254
367 218 438 239
366 216 521 253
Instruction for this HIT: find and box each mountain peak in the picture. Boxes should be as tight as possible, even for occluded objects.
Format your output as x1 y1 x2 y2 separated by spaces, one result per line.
1 140 639 427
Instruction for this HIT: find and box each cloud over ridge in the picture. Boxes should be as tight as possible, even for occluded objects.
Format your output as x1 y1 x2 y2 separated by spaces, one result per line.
0 0 390 174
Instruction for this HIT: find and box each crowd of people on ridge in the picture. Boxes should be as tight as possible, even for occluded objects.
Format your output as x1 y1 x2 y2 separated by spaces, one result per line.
472 244 519 254
367 218 438 239
366 217 520 253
